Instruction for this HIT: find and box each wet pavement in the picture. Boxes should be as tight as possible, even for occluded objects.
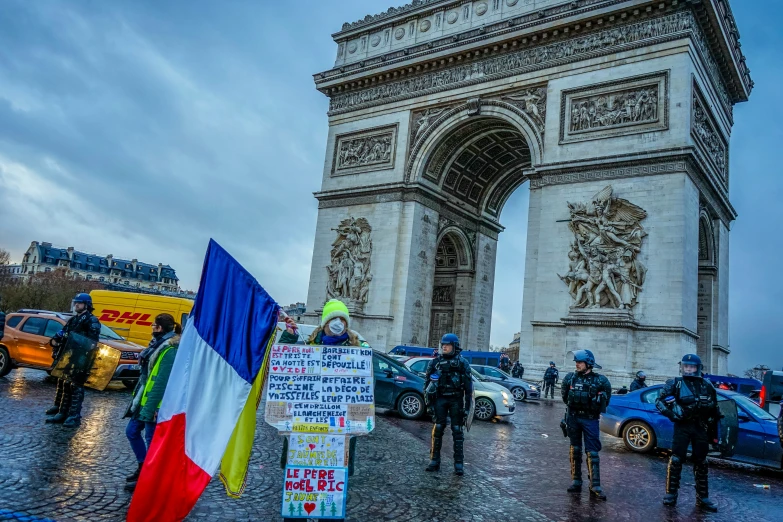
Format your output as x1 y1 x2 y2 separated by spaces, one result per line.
1 368 781 521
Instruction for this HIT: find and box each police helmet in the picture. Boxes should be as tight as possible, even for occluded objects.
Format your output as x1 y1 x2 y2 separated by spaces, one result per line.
573 349 602 370
636 371 646 379
72 292 93 310
440 333 460 356
549 361 556 366
679 353 702 377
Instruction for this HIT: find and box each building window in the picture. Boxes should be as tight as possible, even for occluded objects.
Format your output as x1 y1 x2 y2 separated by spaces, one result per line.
99 277 105 282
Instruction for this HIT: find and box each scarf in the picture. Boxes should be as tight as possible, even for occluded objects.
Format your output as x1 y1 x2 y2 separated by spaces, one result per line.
320 332 349 345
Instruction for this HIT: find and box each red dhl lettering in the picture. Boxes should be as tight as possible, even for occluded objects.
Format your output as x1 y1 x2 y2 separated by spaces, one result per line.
98 309 152 326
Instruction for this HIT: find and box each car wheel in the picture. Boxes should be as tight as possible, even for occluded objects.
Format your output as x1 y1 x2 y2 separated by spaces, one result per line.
511 387 527 401
623 421 656 453
397 392 425 420
474 397 496 421
0 346 11 377
122 379 137 390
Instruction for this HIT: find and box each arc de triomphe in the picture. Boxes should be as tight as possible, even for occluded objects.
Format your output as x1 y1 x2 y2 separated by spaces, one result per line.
304 0 752 383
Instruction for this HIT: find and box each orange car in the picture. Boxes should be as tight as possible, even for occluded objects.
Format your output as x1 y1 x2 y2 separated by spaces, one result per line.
0 310 145 388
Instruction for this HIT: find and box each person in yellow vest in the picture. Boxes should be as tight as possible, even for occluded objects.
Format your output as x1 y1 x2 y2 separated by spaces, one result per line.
123 313 181 492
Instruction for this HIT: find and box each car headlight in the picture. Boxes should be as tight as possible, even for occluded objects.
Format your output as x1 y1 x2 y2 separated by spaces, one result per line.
529 386 537 391
501 391 510 401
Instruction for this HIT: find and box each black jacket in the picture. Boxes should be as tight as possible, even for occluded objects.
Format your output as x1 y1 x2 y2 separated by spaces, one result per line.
655 377 719 425
51 311 101 358
425 354 474 404
629 378 648 391
544 366 559 383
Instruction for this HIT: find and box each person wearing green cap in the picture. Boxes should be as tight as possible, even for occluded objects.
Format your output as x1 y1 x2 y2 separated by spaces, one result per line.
278 299 367 522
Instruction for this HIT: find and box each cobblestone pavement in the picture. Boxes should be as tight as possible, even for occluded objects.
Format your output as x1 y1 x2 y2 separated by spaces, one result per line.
1 369 781 521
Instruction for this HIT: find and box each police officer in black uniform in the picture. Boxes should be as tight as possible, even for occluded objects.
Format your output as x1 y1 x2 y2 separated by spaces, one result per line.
45 293 101 428
655 354 719 512
561 350 611 500
543 361 559 399
630 370 648 391
425 333 473 475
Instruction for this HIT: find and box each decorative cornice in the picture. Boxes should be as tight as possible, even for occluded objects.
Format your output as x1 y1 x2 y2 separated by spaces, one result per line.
532 319 699 339
712 343 730 355
325 11 734 121
338 0 447 34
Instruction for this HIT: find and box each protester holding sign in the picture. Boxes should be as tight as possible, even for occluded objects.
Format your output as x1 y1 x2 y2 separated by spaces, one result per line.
277 299 369 522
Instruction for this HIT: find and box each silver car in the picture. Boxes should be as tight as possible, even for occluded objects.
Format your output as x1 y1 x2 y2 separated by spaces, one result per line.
402 357 515 421
472 365 541 401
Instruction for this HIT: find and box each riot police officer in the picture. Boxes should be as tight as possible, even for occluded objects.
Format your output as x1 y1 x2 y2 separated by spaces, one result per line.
46 293 101 428
425 333 473 475
561 350 611 500
630 370 648 391
655 354 720 512
543 361 559 399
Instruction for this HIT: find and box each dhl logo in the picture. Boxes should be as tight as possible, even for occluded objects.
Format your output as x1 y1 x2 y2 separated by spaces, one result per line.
99 309 153 326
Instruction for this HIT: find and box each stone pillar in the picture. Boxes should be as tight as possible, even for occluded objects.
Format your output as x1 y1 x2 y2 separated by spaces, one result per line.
465 233 497 351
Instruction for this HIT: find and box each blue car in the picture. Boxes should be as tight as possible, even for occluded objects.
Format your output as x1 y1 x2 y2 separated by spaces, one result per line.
600 384 783 469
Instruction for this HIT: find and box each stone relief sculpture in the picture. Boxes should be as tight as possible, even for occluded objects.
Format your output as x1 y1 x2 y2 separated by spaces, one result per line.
692 89 728 179
338 134 393 169
411 106 448 143
558 186 648 312
326 217 373 311
570 85 658 132
503 86 547 132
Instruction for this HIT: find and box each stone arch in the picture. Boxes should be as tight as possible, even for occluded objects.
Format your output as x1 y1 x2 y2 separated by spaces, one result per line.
407 100 542 214
436 225 474 270
698 210 716 265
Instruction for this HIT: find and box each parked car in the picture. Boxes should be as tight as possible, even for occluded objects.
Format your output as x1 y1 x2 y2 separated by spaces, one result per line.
401 356 515 421
600 384 782 469
373 350 427 420
472 365 541 401
0 310 145 388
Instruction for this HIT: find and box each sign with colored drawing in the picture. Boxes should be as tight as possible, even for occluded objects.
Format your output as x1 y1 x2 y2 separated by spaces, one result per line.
282 466 347 519
287 433 348 467
264 345 374 435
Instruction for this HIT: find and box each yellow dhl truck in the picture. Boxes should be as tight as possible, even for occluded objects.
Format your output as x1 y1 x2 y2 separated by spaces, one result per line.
90 290 194 346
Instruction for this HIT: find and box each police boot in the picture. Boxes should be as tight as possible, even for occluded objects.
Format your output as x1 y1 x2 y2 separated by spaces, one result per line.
46 379 66 415
663 455 682 506
45 382 72 424
426 424 444 472
63 385 84 428
694 462 718 512
567 445 583 493
586 451 607 501
452 425 465 476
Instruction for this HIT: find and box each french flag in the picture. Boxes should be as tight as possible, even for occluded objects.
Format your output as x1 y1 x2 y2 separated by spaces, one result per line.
127 240 279 522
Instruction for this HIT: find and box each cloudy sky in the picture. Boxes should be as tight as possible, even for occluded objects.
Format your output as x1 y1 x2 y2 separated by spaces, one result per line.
0 1 779 374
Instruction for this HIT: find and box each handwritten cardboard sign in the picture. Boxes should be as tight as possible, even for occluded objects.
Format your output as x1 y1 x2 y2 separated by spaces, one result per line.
320 347 373 376
287 433 348 467
264 344 374 435
270 345 321 375
282 466 347 519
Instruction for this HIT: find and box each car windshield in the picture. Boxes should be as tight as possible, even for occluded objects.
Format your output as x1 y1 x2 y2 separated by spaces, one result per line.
471 369 489 381
731 394 777 421
100 324 124 341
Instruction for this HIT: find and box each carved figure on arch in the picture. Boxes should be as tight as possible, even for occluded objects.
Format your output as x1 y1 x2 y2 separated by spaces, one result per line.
559 186 648 313
326 217 374 312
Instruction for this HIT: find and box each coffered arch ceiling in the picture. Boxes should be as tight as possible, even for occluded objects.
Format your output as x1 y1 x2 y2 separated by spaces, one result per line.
422 117 532 219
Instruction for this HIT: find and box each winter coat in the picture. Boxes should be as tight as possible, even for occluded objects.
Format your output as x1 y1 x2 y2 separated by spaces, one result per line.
124 332 179 422
629 378 648 391
544 366 559 383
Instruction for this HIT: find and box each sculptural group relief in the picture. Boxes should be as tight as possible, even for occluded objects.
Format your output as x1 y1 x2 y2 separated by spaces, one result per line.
560 72 668 143
692 83 728 183
326 217 374 312
333 125 397 176
558 186 648 314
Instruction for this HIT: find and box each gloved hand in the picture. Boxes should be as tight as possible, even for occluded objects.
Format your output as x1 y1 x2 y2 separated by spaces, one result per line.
463 409 471 420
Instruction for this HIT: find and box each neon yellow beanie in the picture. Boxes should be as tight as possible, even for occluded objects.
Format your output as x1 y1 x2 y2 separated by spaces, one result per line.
321 299 350 327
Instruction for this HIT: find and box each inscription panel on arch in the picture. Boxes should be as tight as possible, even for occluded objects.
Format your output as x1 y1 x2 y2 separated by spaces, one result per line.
559 71 669 144
332 124 398 177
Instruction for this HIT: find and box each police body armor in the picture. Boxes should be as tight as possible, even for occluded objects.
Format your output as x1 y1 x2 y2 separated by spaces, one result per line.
567 373 608 418
656 377 717 424
429 357 468 399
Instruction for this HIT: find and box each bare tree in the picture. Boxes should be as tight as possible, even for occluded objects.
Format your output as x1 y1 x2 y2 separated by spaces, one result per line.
0 268 103 313
0 248 9 266
744 365 770 381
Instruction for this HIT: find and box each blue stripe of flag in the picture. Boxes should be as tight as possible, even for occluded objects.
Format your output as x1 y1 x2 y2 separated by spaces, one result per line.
190 239 279 384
